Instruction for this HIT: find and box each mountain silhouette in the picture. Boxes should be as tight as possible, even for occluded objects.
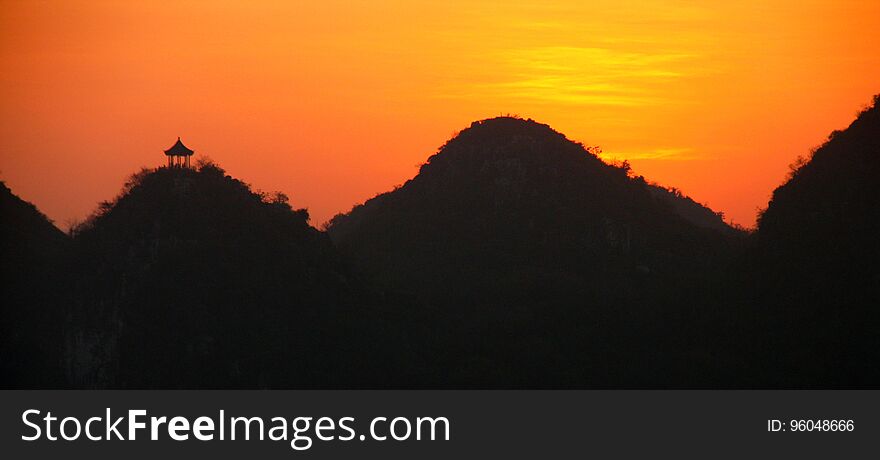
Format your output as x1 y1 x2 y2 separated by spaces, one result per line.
329 117 737 279
759 95 879 255
63 163 372 388
0 182 68 387
3 99 879 389
327 117 741 386
728 95 880 386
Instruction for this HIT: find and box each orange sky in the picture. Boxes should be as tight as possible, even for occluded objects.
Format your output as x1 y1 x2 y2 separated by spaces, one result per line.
1 0 878 229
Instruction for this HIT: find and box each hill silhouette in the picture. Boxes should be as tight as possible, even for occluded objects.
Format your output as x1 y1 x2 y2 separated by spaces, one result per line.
725 95 880 386
329 117 738 280
0 181 68 386
759 95 879 254
63 162 375 388
328 117 742 386
3 99 879 388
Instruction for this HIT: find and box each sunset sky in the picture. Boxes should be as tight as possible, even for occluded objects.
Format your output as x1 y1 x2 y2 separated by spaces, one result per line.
1 0 878 229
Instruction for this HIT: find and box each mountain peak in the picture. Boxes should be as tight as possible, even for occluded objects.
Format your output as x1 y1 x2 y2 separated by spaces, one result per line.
64 161 359 387
328 116 737 293
406 117 617 203
423 116 598 170
461 116 563 138
72 162 313 243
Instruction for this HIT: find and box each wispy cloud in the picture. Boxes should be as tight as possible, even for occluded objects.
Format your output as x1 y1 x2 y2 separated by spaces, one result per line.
600 147 700 161
447 46 697 107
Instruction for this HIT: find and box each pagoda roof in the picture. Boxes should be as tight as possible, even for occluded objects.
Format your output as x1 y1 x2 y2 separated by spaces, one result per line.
164 137 194 156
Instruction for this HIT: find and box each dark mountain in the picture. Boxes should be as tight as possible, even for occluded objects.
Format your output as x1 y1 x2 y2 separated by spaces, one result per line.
64 163 375 388
731 95 880 386
6 100 877 389
0 181 68 387
758 95 879 258
328 117 741 386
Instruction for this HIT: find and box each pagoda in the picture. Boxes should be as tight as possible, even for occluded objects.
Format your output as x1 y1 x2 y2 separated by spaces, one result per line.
164 137 194 168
